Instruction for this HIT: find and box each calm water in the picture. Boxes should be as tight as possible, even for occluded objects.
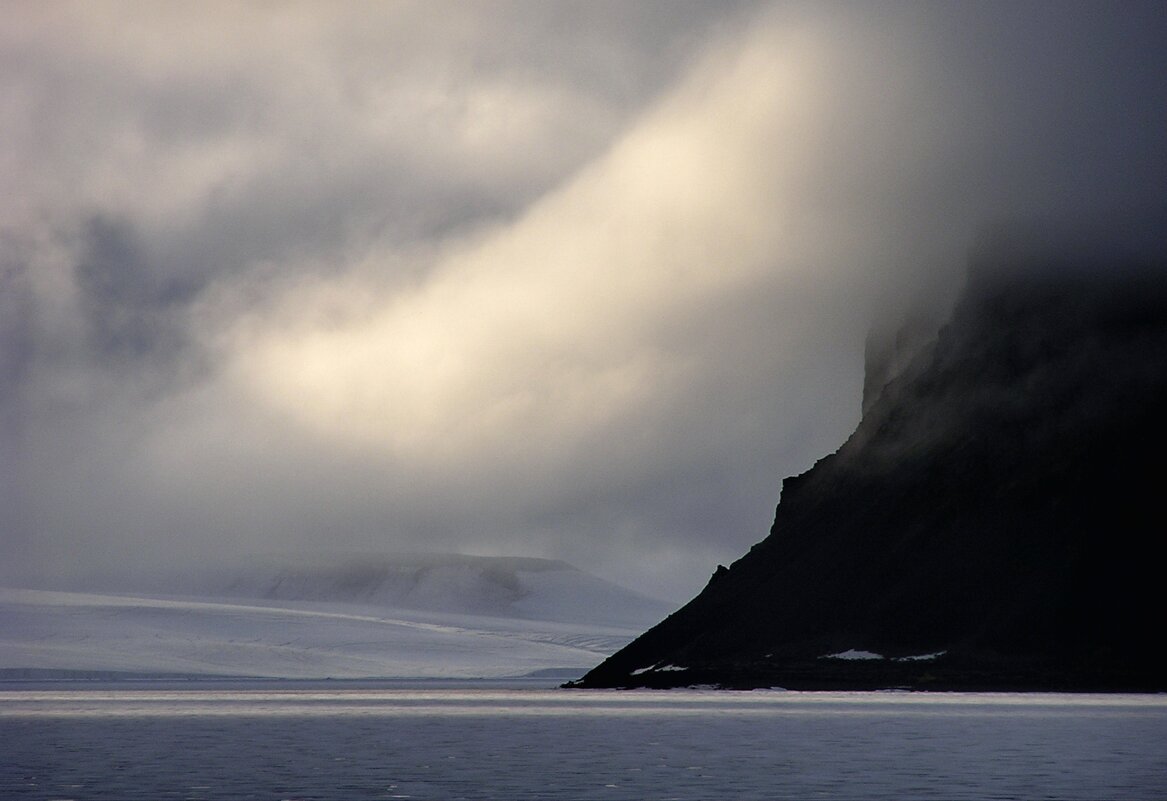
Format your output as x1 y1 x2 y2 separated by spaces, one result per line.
2 685 1165 800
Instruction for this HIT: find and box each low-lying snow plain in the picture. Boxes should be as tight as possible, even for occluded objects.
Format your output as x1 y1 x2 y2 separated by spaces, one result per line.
0 554 672 680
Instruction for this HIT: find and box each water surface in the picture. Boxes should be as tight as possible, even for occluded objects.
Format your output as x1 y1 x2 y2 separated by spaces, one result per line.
3 685 1165 800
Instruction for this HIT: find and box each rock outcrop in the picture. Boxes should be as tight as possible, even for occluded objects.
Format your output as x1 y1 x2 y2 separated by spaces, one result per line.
574 251 1167 690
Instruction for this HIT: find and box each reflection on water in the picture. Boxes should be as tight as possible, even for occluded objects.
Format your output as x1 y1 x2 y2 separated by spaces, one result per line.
3 686 1166 800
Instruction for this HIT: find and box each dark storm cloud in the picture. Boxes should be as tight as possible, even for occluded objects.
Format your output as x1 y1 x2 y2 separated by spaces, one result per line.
937 3 1167 219
2 2 1165 601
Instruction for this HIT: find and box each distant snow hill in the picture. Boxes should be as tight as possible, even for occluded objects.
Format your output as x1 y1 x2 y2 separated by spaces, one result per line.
0 554 672 681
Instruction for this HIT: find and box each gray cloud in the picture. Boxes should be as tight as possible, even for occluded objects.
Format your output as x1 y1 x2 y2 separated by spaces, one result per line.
73 216 195 367
2 2 1165 601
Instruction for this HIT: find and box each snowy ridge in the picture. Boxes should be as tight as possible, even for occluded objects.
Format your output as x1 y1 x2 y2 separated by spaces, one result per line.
149 552 669 629
0 587 643 679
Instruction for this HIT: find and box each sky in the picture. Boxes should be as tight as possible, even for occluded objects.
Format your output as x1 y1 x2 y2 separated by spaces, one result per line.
3 1 1165 602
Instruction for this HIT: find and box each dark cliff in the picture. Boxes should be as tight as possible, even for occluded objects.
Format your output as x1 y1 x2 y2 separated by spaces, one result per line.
574 253 1167 690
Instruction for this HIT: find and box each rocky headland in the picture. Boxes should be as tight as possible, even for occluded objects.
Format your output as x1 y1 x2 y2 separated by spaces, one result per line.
574 245 1167 691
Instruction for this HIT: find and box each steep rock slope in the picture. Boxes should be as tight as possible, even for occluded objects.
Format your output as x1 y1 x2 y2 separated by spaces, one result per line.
577 256 1167 690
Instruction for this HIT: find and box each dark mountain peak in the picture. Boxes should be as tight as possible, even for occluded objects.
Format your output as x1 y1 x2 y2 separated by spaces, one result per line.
575 252 1167 690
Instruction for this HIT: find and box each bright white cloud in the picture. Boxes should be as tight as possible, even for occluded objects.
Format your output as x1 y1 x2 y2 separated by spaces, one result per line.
218 15 910 475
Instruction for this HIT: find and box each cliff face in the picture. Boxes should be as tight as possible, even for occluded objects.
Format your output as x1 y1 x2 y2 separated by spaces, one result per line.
575 257 1167 690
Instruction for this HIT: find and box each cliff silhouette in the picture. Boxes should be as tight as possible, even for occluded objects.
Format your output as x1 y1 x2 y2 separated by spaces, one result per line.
575 245 1167 690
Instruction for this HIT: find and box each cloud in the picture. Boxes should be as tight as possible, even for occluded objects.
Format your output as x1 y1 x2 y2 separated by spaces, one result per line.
3 2 1165 601
220 11 966 454
154 8 963 594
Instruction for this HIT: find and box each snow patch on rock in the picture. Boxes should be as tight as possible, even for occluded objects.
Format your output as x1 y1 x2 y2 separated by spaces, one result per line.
820 649 885 661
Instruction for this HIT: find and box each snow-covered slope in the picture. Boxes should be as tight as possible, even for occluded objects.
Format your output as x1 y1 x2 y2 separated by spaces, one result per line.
0 555 672 680
198 553 670 629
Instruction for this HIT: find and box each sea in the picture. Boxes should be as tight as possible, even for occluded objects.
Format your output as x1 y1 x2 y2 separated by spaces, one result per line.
2 681 1165 800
